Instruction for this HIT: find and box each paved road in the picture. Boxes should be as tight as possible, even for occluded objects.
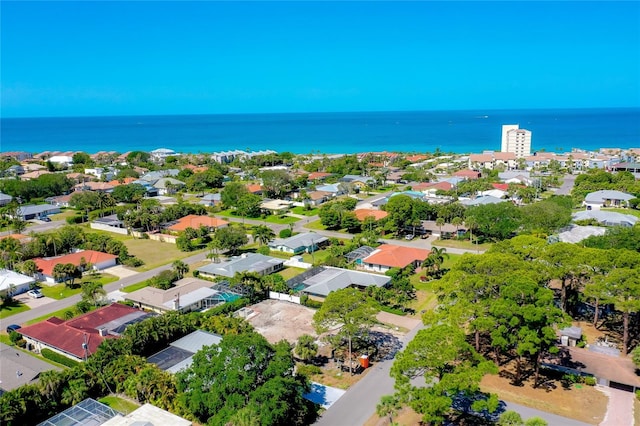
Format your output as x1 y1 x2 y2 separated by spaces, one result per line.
556 174 577 196
0 219 66 237
0 251 209 328
315 321 425 426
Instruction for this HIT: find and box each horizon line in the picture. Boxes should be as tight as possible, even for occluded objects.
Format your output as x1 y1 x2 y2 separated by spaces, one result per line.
3 106 639 120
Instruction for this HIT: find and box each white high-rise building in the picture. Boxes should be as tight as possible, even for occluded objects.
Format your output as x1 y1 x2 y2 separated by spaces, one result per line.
501 124 531 158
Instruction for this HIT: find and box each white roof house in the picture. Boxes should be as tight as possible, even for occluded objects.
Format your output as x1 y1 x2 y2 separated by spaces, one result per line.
148 329 223 375
288 266 390 298
124 277 222 313
197 253 284 278
573 210 638 227
583 190 635 210
0 269 36 297
269 232 329 255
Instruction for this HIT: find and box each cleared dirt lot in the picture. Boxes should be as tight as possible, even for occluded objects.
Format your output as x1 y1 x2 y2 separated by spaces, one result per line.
246 299 317 344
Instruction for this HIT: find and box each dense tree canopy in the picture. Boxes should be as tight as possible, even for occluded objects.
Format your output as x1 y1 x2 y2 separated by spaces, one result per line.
176 332 316 426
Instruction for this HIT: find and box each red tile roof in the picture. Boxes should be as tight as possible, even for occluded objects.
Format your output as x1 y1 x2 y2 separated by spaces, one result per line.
363 244 430 268
34 250 118 277
405 154 428 163
354 209 389 221
167 215 229 232
308 172 332 180
412 181 453 192
246 184 263 193
492 183 510 191
453 169 481 179
18 303 144 359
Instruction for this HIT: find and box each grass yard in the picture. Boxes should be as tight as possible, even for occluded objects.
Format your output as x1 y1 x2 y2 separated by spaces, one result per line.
122 238 205 270
26 305 98 325
409 276 438 317
98 395 140 415
121 281 150 293
39 274 119 300
304 220 327 231
301 248 333 265
480 373 607 425
0 300 30 319
277 267 306 280
49 209 80 221
433 238 491 252
310 365 374 390
263 215 299 225
291 206 320 216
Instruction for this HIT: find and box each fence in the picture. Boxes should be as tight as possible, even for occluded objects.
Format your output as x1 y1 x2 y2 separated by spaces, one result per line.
269 291 300 304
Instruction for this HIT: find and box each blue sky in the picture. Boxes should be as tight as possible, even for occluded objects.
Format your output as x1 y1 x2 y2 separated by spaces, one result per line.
2 1 639 117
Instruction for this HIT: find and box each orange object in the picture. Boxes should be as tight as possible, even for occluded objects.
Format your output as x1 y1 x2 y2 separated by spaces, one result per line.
359 355 369 368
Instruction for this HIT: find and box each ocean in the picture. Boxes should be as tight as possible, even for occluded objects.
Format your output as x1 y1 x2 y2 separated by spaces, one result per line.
1 108 639 155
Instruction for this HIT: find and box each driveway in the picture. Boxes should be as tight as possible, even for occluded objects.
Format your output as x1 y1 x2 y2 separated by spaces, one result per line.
12 293 56 309
102 265 139 279
598 386 635 426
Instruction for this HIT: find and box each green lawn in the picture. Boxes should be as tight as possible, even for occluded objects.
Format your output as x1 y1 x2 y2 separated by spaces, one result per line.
39 274 119 300
121 281 150 293
122 238 206 271
98 395 140 415
291 206 320 216
0 300 30 319
303 220 327 231
263 215 299 225
25 305 98 325
277 267 306 280
301 248 333 264
49 209 79 221
409 275 438 316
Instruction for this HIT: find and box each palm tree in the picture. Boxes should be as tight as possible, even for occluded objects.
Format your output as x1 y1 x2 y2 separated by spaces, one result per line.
81 281 107 306
435 217 445 237
252 225 275 246
172 260 189 279
46 233 62 257
376 395 401 425
465 216 479 253
424 247 449 274
451 216 462 236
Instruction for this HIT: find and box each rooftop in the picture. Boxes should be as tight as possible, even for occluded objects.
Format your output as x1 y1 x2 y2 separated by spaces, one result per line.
362 244 431 268
197 253 284 278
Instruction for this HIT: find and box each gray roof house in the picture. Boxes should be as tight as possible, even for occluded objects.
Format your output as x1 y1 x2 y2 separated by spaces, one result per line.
269 232 329 255
197 253 284 278
0 342 61 394
148 329 223 374
287 266 390 299
459 195 507 206
152 177 185 195
0 193 12 206
15 204 61 220
583 190 635 210
573 210 638 227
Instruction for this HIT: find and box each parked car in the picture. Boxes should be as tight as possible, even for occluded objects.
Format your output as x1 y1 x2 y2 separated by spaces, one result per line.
27 289 44 299
6 324 21 333
40 216 51 222
405 234 415 240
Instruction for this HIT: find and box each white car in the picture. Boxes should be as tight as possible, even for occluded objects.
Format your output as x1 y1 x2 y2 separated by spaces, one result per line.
27 289 44 299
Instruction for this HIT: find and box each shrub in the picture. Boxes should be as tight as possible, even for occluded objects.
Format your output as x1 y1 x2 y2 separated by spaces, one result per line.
296 364 322 377
203 297 251 316
66 215 86 224
9 330 22 345
257 246 270 255
584 376 596 386
41 348 80 367
300 295 322 309
192 270 200 277
636 390 640 401
279 228 292 238
121 257 144 267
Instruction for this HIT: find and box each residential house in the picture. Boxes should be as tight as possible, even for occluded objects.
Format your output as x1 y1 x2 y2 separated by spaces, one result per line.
260 199 293 215
0 192 12 206
19 304 151 362
166 215 229 233
583 190 635 210
452 169 481 180
269 232 329 255
150 148 178 163
304 190 332 206
340 175 376 190
139 169 180 182
287 266 391 300
246 184 263 195
148 329 223 375
0 269 36 298
469 151 516 170
199 193 221 207
1 151 32 161
153 177 185 195
125 278 228 313
90 214 128 235
5 165 25 176
45 194 75 208
84 167 115 181
307 172 333 181
101 403 193 426
20 170 52 180
74 181 115 193
315 183 344 196
0 343 61 394
34 250 118 284
0 233 33 245
197 253 284 278
360 244 431 273
15 204 61 220
459 195 507 207
573 210 638 227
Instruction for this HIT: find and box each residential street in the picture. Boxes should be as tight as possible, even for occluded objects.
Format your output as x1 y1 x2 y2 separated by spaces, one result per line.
0 251 209 328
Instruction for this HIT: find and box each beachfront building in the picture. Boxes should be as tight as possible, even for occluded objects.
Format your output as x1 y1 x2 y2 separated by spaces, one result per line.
501 124 532 158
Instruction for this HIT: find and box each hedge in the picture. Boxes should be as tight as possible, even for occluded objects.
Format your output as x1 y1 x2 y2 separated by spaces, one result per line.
41 348 80 368
203 297 251 316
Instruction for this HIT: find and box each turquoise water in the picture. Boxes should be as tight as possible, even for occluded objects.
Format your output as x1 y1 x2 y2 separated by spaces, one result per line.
217 292 240 302
2 108 638 154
